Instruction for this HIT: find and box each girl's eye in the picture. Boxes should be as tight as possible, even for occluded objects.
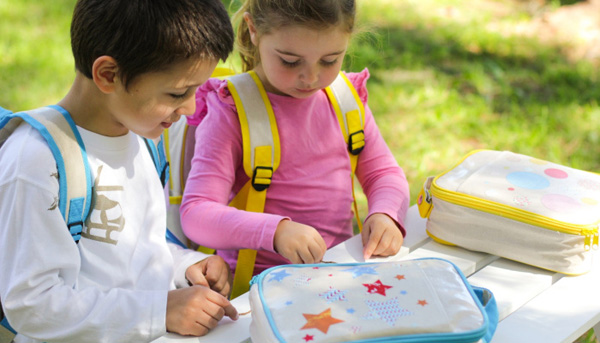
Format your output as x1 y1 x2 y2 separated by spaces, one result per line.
320 59 338 66
281 58 300 68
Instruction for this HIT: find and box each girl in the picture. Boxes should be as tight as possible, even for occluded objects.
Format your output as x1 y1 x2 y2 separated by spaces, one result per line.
181 0 410 280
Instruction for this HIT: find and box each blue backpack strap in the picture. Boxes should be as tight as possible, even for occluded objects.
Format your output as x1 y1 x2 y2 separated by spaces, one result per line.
0 105 93 336
143 136 187 248
0 105 92 241
143 136 170 188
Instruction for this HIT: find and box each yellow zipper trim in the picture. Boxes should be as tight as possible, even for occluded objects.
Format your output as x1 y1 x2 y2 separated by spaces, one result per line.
431 175 599 251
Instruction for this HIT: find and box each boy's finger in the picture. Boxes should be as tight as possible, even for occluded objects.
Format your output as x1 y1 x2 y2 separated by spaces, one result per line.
221 300 239 320
203 259 223 284
207 290 239 320
186 268 210 287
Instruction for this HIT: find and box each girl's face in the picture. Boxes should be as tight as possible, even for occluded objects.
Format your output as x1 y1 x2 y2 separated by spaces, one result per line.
250 21 351 98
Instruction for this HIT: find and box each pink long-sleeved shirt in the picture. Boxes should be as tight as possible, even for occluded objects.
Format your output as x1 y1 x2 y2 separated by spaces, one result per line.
180 69 410 273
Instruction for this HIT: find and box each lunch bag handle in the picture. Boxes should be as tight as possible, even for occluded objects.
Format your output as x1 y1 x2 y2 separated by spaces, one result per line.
473 286 498 343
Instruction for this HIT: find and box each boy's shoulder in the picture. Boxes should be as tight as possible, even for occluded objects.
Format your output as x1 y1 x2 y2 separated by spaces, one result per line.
0 122 58 190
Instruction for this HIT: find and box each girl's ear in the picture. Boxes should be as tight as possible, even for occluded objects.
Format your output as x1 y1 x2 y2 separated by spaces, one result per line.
92 56 119 94
243 12 259 46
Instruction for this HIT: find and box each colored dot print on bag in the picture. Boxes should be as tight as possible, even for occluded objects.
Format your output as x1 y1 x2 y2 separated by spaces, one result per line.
506 171 550 190
579 178 600 191
445 151 600 224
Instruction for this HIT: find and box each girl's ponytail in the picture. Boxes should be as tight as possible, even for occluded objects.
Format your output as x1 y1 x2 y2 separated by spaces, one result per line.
232 2 257 72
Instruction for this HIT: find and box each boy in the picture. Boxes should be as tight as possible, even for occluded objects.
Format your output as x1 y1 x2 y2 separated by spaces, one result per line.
0 0 236 341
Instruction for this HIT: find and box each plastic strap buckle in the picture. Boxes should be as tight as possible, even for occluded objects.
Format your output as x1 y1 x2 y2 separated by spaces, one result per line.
348 130 365 155
252 166 273 191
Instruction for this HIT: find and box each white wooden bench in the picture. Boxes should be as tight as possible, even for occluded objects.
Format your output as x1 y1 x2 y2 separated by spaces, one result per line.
154 205 600 343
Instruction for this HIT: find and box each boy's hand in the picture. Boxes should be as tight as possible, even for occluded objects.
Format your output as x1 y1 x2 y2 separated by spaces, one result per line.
166 286 238 336
273 219 327 264
185 255 232 297
361 213 403 260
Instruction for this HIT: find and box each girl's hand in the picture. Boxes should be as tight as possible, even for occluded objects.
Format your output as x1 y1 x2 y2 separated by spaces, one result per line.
273 219 327 264
185 255 232 297
361 213 404 260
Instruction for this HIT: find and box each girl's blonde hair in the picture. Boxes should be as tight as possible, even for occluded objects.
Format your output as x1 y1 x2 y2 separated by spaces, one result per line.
232 0 356 72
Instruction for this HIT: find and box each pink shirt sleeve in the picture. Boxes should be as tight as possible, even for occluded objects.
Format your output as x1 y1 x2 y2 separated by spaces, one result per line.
348 69 410 234
180 80 286 252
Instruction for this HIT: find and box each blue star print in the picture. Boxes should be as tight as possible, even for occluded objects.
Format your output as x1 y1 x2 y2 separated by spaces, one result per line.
341 265 378 278
268 269 292 282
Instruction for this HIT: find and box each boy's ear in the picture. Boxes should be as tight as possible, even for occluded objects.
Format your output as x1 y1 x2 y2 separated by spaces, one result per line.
92 56 119 94
243 12 258 46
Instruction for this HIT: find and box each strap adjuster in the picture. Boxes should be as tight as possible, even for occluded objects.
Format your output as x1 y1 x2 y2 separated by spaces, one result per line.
348 130 365 155
252 166 273 191
68 221 84 243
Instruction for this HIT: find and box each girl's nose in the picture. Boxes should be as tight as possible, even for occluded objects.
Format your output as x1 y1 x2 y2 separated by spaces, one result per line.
300 66 319 85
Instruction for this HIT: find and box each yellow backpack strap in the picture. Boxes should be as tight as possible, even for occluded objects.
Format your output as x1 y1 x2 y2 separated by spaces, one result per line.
164 119 198 248
227 71 280 298
325 72 366 232
163 67 237 251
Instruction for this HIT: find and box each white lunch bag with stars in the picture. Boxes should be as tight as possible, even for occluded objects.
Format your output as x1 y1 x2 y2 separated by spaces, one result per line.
248 258 498 343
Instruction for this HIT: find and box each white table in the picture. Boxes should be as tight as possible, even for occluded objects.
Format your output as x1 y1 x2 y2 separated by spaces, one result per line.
154 205 600 343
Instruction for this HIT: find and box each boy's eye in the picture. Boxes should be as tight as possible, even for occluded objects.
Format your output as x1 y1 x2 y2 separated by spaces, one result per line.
169 92 188 99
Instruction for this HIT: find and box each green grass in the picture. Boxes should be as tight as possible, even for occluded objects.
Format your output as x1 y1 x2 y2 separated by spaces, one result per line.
347 0 599 205
1 0 599 341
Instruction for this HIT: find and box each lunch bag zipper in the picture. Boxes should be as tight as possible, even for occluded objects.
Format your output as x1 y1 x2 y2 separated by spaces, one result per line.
430 179 600 251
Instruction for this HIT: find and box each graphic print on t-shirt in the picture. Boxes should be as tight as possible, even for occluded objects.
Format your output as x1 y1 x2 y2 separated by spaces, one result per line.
82 165 125 244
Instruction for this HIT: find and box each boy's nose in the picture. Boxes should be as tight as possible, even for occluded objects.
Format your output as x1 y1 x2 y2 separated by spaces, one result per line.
176 95 197 116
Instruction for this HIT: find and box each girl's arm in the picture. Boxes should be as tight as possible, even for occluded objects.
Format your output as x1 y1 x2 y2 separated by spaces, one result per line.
356 102 410 233
180 97 285 253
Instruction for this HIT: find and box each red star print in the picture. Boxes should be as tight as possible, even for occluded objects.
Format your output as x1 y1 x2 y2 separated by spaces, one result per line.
303 334 314 342
362 279 392 296
395 274 405 280
418 299 428 306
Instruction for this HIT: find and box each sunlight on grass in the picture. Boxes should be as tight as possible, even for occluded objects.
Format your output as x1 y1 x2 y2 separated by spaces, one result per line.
347 0 599 207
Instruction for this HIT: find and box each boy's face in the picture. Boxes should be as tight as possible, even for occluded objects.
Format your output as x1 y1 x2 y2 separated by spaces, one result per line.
109 58 217 139
253 24 350 99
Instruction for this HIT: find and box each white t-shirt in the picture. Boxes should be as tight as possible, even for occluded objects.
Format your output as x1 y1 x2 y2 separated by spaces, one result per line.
0 121 208 342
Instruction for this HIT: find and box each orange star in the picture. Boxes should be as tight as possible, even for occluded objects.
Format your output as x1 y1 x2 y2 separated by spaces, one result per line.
301 308 344 334
395 274 405 280
418 299 428 306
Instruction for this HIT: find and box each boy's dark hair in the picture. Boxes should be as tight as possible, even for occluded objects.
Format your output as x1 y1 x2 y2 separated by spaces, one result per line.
71 0 234 89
